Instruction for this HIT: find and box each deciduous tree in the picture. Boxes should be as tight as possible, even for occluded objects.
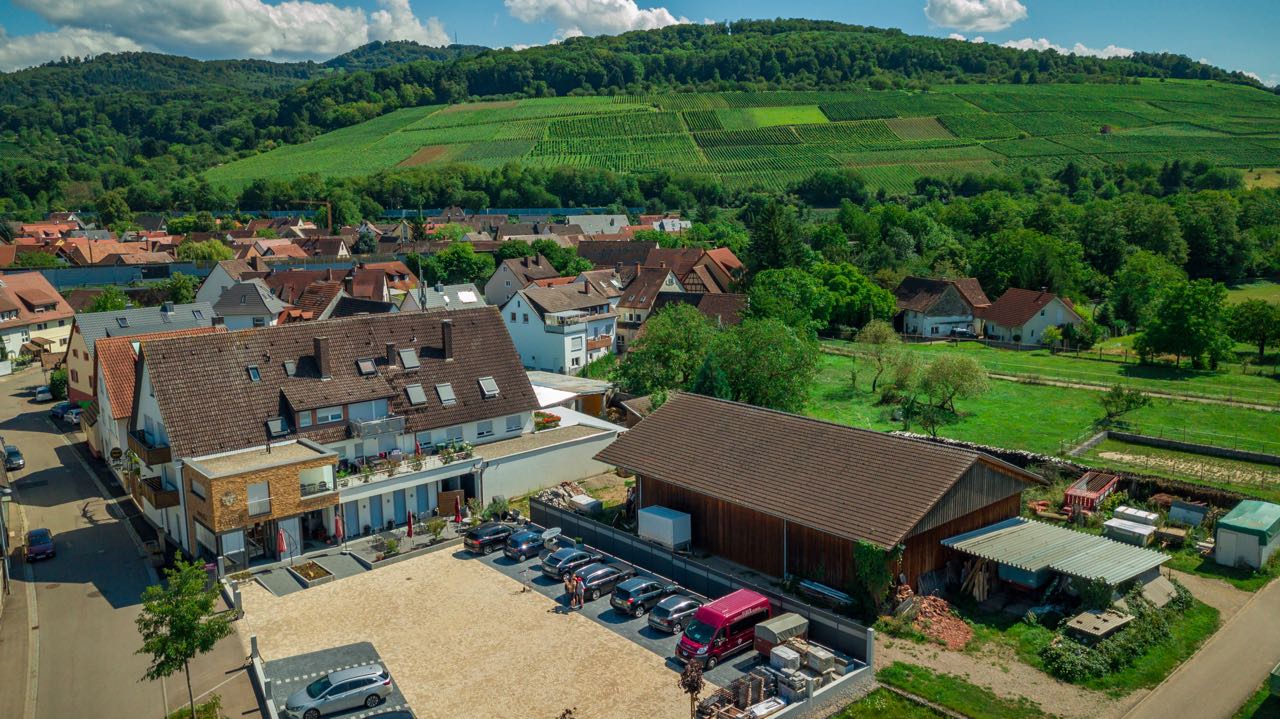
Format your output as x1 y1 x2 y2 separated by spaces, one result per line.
176 240 233 262
86 286 128 312
1227 299 1280 361
855 319 899 393
1134 279 1232 368
615 304 717 396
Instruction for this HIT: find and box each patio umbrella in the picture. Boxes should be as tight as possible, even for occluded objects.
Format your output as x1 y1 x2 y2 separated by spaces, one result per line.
454 496 463 524
276 528 287 559
334 512 345 544
406 511 414 539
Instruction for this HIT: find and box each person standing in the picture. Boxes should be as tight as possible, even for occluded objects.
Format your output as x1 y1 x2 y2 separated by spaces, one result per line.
563 574 574 609
574 574 586 609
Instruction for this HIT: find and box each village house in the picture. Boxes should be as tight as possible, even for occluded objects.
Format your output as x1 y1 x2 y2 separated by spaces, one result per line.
981 287 1083 345
501 285 617 374
484 254 560 306
892 276 991 337
0 272 75 361
402 282 486 312
195 259 269 305
213 279 292 329
566 214 630 235
614 267 685 353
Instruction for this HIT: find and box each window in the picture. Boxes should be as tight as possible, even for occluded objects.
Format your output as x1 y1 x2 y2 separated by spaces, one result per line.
298 411 312 428
283 360 296 377
266 417 288 437
505 280 511 287
356 357 376 376
570 336 583 351
316 406 343 424
444 426 463 443
571 357 581 368
477 421 493 438
116 317 129 328
506 415 522 432
405 383 428 406
70 369 78 382
192 310 204 320
239 294 247 305
58 319 65 327
246 365 261 382
246 482 270 516
415 430 432 448
522 313 529 324
478 376 499 398
71 348 77 359
252 317 266 328
510 312 516 322
398 347 420 370
190 478 207 501
435 383 457 406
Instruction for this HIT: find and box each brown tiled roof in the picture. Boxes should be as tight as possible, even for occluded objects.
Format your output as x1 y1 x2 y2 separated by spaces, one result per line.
577 241 655 269
894 276 990 314
0 245 16 267
293 281 344 316
644 247 703 278
652 293 747 327
687 264 723 293
0 272 74 330
106 252 174 265
500 255 559 286
264 270 328 303
362 261 419 292
595 393 1041 547
952 278 991 308
577 269 624 298
349 268 387 300
520 285 611 318
281 374 395 411
979 287 1080 328
618 268 675 310
265 243 308 258
97 327 225 421
140 307 538 459
705 247 744 276
214 259 258 282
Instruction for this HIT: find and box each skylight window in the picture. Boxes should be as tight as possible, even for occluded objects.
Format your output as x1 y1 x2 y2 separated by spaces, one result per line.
435 383 457 407
398 347 420 370
356 358 376 376
247 365 261 382
405 383 428 406
457 291 477 304
266 416 288 437
283 360 296 377
478 376 499 398
116 317 129 328
192 310 204 320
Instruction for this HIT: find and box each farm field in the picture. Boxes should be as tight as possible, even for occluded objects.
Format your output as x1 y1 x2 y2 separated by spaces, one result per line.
1226 279 1280 304
822 339 1280 407
205 79 1280 193
1081 438 1280 504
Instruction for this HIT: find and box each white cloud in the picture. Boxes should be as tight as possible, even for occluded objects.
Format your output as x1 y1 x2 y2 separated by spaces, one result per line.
505 0 689 39
1001 37 1134 59
0 24 142 72
924 0 1027 32
5 0 448 69
947 33 967 41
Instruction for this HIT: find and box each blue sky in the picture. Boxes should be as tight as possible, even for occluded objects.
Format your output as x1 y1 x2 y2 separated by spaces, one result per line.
0 0 1275 86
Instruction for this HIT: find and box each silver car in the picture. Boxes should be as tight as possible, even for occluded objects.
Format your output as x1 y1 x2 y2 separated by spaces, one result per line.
283 664 392 719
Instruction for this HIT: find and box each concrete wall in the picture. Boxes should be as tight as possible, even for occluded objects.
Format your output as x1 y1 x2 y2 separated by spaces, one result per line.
1110 431 1280 468
481 429 619 503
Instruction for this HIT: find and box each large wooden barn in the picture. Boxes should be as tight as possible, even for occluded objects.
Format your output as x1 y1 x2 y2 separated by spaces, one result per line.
595 393 1045 590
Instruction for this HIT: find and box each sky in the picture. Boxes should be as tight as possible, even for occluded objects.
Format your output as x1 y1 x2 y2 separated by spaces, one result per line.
0 0 1275 86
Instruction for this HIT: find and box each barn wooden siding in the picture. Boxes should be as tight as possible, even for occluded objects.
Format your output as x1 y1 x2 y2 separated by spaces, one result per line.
908 460 1030 539
898 493 1023 587
640 475 785 576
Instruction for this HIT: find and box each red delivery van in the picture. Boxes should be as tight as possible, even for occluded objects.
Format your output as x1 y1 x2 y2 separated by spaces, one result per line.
676 589 772 669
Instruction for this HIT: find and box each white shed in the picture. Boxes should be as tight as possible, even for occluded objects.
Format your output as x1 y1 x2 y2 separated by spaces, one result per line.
1215 500 1280 570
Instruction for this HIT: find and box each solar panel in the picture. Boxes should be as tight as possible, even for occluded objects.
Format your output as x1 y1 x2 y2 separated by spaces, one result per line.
435 383 457 406
405 383 428 406
457 291 477 303
478 376 499 398
398 347 420 370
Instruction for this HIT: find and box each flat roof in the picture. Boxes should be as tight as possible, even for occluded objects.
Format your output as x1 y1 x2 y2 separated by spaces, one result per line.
943 517 1168 586
187 439 335 478
526 370 612 395
474 424 607 462
1219 500 1280 542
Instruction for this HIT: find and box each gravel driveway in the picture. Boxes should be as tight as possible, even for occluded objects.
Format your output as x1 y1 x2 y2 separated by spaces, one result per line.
239 548 703 719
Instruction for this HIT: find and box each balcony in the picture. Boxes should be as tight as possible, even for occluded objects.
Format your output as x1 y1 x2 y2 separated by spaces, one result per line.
128 429 171 466
138 474 179 509
348 415 406 439
335 448 475 490
300 478 337 497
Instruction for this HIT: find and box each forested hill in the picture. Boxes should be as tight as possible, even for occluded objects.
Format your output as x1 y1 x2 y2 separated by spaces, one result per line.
323 42 488 72
0 19 1268 215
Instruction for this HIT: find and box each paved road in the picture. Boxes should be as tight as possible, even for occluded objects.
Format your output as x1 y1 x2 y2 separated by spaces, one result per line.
0 369 259 719
1124 577 1280 719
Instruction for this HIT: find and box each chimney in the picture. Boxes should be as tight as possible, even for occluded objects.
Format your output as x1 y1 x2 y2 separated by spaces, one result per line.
441 319 454 361
211 316 225 327
314 336 331 379
533 255 541 267
434 281 443 293
659 261 667 269
633 262 641 278
385 341 396 365
615 261 622 273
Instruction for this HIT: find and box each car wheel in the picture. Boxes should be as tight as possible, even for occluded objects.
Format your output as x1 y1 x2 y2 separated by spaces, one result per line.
304 709 320 719
483 544 494 555
705 656 718 670
365 694 382 709
632 605 645 618
589 588 599 601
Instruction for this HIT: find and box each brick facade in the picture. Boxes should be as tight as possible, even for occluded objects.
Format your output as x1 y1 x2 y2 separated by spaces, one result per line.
183 455 337 550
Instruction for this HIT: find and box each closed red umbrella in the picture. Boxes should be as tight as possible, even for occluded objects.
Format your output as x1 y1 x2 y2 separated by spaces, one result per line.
334 512 345 544
277 528 287 557
406 511 414 538
454 496 463 524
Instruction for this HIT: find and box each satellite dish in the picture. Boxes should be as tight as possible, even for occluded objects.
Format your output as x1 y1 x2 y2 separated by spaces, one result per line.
541 527 562 541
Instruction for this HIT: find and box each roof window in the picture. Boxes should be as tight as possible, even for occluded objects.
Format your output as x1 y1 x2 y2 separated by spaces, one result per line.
398 347 420 370
435 383 457 407
265 416 288 437
283 360 296 377
116 317 129 328
356 358 376 376
405 383 428 406
247 365 261 382
478 376 499 398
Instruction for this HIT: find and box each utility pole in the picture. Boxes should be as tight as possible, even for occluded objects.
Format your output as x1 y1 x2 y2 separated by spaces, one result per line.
290 199 333 235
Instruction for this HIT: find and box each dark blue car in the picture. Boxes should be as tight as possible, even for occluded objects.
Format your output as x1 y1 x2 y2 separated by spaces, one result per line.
26 528 54 561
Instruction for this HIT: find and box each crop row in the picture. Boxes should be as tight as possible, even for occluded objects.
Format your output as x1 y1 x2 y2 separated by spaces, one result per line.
694 127 802 147
791 120 900 145
546 111 685 139
885 117 955 141
681 110 724 132
938 114 1022 140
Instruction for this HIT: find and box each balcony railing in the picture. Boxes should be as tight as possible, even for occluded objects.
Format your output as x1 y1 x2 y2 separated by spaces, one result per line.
348 415 406 438
300 479 336 497
138 474 179 509
128 429 171 466
335 449 474 490
247 497 272 517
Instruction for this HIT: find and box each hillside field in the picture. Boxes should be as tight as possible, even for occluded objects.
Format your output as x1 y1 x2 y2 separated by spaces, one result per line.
206 79 1280 193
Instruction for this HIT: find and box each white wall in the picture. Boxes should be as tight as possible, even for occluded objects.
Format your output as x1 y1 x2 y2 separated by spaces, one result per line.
220 314 275 331
195 265 234 305
484 265 521 306
903 310 973 337
482 430 619 503
502 295 575 373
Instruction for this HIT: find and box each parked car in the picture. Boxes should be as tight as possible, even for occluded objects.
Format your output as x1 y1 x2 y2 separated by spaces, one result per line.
648 595 702 633
282 664 392 719
949 327 977 339
4 445 24 471
33 386 53 402
573 562 637 602
503 529 545 561
540 547 600 580
25 528 54 561
610 576 679 617
462 522 513 555
63 408 83 425
49 401 73 419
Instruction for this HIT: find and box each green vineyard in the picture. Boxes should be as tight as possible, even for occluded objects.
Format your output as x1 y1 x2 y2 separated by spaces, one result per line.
205 80 1280 196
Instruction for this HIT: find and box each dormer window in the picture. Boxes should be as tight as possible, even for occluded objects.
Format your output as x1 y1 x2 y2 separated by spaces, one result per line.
283 360 296 377
265 416 288 437
356 358 376 376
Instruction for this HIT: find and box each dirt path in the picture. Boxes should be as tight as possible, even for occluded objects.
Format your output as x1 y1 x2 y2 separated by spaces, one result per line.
876 637 1140 719
1167 569 1251 620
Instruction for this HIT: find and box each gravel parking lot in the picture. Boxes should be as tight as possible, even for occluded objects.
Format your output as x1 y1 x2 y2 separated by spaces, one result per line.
239 547 708 719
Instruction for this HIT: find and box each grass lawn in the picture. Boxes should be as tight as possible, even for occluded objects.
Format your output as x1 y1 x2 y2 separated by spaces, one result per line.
1083 600 1220 694
823 339 1280 407
876 662 1052 719
833 689 945 719
809 353 1280 457
1234 680 1280 718
1227 279 1280 304
1165 550 1280 592
1082 438 1280 504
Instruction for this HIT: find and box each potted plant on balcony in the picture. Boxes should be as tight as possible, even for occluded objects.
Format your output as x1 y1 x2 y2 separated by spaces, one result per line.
359 462 375 484
408 453 425 472
439 445 457 464
533 411 561 431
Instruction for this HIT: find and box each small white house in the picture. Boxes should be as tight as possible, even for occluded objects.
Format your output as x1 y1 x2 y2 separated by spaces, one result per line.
212 279 290 330
980 288 1082 345
484 255 560 306
501 285 616 375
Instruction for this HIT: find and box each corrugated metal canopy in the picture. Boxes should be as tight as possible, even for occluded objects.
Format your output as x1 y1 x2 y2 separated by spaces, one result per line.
943 518 1168 585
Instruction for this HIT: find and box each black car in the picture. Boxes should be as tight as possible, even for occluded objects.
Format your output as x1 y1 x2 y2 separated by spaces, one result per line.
647 595 702 633
463 522 513 555
503 529 545 561
572 562 637 602
540 547 600 579
49 402 73 419
4 445 24 471
949 327 978 339
610 576 678 617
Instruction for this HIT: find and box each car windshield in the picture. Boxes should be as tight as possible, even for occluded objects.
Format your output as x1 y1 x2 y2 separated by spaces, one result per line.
29 530 50 543
683 619 715 645
305 676 332 699
6 447 19 457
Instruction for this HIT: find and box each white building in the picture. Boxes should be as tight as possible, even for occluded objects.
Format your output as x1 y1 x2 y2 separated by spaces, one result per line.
484 255 559 306
981 288 1083 345
501 285 617 375
212 279 291 329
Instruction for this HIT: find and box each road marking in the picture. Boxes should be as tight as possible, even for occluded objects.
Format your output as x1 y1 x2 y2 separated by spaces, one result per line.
17 500 39 719
192 670 243 703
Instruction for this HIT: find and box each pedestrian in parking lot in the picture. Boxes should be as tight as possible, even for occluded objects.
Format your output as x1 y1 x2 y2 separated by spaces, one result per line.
563 574 574 609
574 575 585 608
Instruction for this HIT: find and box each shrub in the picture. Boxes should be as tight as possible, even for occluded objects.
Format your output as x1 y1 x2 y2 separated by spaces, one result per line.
426 517 447 540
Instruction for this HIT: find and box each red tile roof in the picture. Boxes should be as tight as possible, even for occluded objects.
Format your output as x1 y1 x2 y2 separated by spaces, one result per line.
0 272 74 329
894 276 990 314
96 326 226 420
979 287 1080 328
